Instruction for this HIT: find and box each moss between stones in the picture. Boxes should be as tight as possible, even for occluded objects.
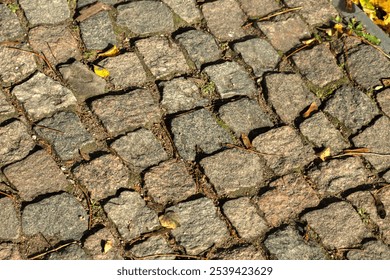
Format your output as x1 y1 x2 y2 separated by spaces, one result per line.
305 77 349 100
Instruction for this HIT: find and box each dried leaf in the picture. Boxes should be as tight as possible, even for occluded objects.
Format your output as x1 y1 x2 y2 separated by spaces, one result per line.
159 213 180 229
241 133 252 149
343 147 370 154
316 147 331 161
302 38 317 45
302 102 318 118
103 240 113 254
98 45 120 58
93 65 110 78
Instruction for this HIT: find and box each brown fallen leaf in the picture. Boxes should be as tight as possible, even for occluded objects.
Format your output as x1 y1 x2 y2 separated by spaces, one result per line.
241 133 252 149
343 147 370 154
302 102 318 118
76 2 112 22
97 45 120 58
316 147 331 161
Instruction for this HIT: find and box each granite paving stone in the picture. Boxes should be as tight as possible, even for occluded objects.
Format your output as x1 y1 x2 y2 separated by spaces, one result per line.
218 98 273 137
374 188 390 244
19 0 70 25
100 53 147 89
46 244 89 260
265 73 319 124
166 197 229 255
258 16 311 52
209 245 266 260
264 226 327 260
28 25 82 65
299 112 350 154
377 88 390 117
4 150 69 201
0 4 23 41
117 1 175 35
252 126 315 176
83 227 123 260
34 111 97 161
222 197 268 240
73 154 130 201
233 38 280 77
162 0 202 25
307 158 371 197
0 198 20 241
383 170 390 182
303 202 368 249
111 128 168 172
204 61 257 99
80 11 116 50
0 243 22 260
202 0 246 41
200 149 267 198
324 86 379 134
103 191 160 240
136 36 189 80
353 116 390 172
292 44 344 87
77 0 123 8
170 109 232 161
237 0 280 18
284 0 338 26
12 72 77 122
130 235 174 260
175 30 222 69
143 159 196 205
0 91 16 123
0 46 36 86
91 89 160 136
257 173 320 227
347 240 390 260
346 44 390 89
160 77 208 114
0 120 35 167
22 193 88 240
59 61 107 101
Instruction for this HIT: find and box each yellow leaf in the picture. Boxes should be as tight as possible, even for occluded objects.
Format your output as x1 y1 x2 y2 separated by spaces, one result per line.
97 45 120 58
302 38 317 45
93 65 110 78
159 212 180 229
103 240 113 254
302 102 318 118
316 147 331 161
334 23 345 33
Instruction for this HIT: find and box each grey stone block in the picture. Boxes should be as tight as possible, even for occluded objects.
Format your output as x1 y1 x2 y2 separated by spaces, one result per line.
347 240 390 260
83 227 123 260
111 129 168 172
0 198 20 241
170 109 232 161
209 245 266 260
377 88 390 117
4 150 69 201
22 193 88 240
167 197 229 255
162 0 201 24
103 191 160 240
130 235 174 260
19 0 70 25
77 0 123 8
237 0 280 17
47 244 89 260
0 4 23 41
0 243 22 260
12 72 77 122
383 170 390 183
0 91 16 123
204 61 257 99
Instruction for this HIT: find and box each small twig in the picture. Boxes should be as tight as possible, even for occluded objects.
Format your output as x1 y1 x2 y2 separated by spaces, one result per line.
33 124 64 134
0 190 15 199
28 241 79 260
135 253 206 260
331 151 390 159
256 7 302 22
351 35 390 59
284 44 311 60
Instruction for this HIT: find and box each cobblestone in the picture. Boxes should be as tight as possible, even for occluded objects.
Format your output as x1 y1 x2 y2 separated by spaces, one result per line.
0 91 16 123
130 235 174 260
83 227 123 260
285 0 338 26
347 240 390 260
209 245 266 260
0 4 23 41
377 89 390 117
46 244 89 260
0 243 22 260
237 0 280 18
162 0 201 25
19 0 70 25
0 198 20 241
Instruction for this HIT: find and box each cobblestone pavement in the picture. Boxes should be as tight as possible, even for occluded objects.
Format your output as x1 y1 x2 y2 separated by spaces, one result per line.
1 0 390 260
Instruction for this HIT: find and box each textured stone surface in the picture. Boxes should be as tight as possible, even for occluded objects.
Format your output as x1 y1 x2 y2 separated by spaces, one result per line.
237 0 280 17
264 226 327 260
130 235 174 260
117 1 174 35
352 116 390 171
19 0 70 25
167 197 229 255
308 158 371 196
252 126 315 176
266 73 319 124
170 109 232 161
0 91 16 123
12 72 77 121
303 202 367 249
59 61 107 101
100 53 147 89
347 44 390 89
258 16 311 52
257 173 320 227
77 0 123 7
299 112 349 154
218 98 273 136
34 111 97 161
0 198 20 241
377 89 390 117
0 46 36 86
161 78 208 114
80 11 116 50
204 61 257 99
22 193 88 240
47 244 89 260
0 121 35 167
285 0 338 26
234 38 280 77
83 227 123 260
0 4 23 41
347 240 390 260
384 170 390 182
103 191 160 240
144 160 196 205
324 86 379 134
0 243 22 260
73 154 130 201
202 0 246 41
111 129 168 172
162 0 201 24
200 149 267 197
91 90 160 136
210 245 266 260
4 150 69 201
223 197 268 239
293 44 344 87
176 30 221 69
136 36 189 80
